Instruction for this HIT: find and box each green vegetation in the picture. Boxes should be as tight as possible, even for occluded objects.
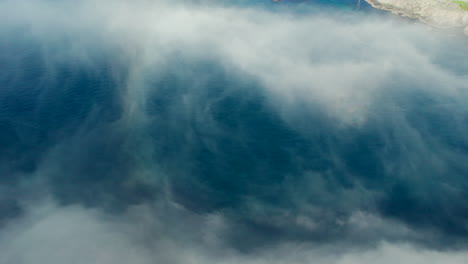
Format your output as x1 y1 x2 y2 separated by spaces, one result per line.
453 0 468 10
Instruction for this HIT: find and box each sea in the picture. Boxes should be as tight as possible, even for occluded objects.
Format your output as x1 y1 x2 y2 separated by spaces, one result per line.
0 0 468 261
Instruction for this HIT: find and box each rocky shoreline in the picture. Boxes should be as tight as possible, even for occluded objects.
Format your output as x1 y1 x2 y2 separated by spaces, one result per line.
365 0 468 35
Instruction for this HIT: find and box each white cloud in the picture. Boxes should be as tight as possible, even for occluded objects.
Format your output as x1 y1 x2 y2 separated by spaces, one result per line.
2 0 466 125
1 201 468 264
1 1 468 263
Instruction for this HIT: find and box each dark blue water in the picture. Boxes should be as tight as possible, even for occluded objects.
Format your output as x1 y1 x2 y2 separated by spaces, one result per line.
1 0 468 255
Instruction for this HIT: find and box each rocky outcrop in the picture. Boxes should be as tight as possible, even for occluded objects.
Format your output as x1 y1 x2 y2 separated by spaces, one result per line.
365 0 468 35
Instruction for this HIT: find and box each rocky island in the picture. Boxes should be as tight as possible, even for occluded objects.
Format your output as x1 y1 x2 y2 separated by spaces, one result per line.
365 0 468 35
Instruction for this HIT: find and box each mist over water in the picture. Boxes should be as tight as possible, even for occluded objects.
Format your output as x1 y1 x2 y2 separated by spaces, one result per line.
1 0 468 263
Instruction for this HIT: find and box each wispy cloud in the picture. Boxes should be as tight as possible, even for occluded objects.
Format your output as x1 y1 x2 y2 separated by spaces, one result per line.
0 0 468 263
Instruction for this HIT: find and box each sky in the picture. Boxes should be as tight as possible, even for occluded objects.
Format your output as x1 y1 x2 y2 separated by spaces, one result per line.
0 0 468 263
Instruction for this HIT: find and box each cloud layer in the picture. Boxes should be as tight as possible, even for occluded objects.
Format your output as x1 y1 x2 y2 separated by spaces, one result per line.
1 0 468 263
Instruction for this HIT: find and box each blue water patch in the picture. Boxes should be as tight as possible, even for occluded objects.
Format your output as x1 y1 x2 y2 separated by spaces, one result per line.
223 0 374 12
1 1 468 250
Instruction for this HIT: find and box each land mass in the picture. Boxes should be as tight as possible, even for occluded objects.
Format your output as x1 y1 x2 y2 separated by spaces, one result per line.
365 0 468 35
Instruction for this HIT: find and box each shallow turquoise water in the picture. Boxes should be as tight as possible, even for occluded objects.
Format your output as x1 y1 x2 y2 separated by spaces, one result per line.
238 0 371 10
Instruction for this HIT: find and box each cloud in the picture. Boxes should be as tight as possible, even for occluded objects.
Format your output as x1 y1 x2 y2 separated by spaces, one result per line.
0 0 468 262
2 0 466 123
1 200 468 264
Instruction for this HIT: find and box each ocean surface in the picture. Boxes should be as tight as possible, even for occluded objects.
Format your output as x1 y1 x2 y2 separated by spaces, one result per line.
1 0 468 263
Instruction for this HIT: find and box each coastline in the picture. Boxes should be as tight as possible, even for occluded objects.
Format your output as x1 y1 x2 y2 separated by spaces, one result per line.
364 0 468 35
